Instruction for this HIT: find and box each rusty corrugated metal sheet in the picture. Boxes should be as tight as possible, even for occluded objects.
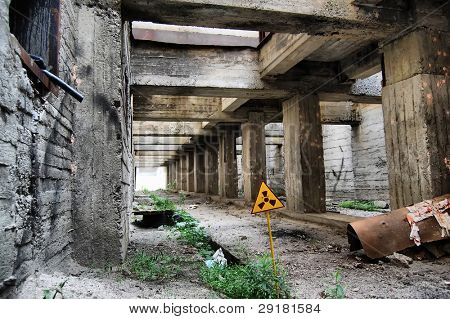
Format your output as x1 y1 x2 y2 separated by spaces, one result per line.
347 194 450 259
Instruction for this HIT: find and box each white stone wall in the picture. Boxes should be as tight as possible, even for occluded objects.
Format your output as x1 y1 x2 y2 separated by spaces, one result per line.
323 125 356 207
351 104 390 202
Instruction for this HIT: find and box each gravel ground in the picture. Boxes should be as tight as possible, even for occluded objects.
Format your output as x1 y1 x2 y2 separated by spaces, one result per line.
15 191 450 299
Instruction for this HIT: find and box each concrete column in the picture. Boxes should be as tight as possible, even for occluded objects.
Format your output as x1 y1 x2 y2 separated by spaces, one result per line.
205 144 219 195
181 155 188 191
194 145 206 193
241 112 266 202
218 126 239 198
187 150 195 192
382 28 450 209
176 159 181 190
282 94 326 213
166 164 170 188
168 161 176 189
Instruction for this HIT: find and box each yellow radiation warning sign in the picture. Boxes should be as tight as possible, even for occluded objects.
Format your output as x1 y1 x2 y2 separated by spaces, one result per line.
251 181 284 214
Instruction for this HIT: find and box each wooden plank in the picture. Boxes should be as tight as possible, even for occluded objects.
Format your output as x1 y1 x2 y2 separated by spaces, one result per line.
132 22 259 47
133 95 221 113
133 121 211 136
221 98 248 112
134 145 182 151
320 102 361 125
260 33 328 77
122 0 407 37
131 42 289 99
132 136 191 145
339 42 381 79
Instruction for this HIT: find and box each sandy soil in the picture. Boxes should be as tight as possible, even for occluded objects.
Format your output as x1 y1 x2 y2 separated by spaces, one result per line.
16 191 450 299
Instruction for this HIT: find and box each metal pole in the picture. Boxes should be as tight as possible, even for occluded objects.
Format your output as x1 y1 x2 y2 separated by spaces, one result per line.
265 211 280 298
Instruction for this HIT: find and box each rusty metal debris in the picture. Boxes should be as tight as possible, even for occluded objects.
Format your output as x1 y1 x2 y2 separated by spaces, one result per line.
347 194 450 259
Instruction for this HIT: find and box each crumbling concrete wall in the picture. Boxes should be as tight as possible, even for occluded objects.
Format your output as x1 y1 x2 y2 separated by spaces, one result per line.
71 0 131 267
351 104 389 202
0 0 77 296
0 0 132 296
323 125 356 208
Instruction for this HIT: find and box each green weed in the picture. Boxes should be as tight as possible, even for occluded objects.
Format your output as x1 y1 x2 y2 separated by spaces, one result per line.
167 180 177 191
201 255 291 299
149 194 176 211
324 269 345 299
125 252 180 282
339 200 378 211
172 210 214 258
43 279 68 299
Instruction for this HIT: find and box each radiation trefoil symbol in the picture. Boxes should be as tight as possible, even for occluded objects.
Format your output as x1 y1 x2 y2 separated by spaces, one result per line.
251 181 284 214
258 191 278 210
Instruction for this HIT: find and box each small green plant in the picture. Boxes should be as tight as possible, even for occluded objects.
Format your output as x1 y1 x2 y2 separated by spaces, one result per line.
167 180 177 191
43 279 68 299
339 200 378 211
172 210 214 258
142 188 152 195
149 194 176 211
178 193 186 205
125 252 180 282
201 255 291 299
324 269 345 299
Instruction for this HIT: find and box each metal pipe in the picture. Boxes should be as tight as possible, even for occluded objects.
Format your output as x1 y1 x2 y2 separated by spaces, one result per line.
41 69 84 102
30 55 84 103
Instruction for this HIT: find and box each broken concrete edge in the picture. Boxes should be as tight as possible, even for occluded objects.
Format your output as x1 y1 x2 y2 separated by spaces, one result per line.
280 208 362 230
348 194 450 259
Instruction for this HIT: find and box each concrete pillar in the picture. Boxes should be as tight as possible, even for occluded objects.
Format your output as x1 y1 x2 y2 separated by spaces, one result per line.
168 161 176 189
241 112 266 202
282 94 326 213
181 155 188 191
194 145 206 193
205 144 219 195
382 28 450 209
218 126 239 198
187 150 195 192
166 164 170 188
178 159 182 190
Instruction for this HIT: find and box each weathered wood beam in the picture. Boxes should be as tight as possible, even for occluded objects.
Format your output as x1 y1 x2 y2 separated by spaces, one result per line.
134 145 183 151
135 151 179 156
131 42 290 99
221 34 327 113
320 102 361 125
260 33 328 77
340 43 381 79
132 22 259 47
133 121 212 137
221 98 248 112
122 0 408 37
132 136 192 145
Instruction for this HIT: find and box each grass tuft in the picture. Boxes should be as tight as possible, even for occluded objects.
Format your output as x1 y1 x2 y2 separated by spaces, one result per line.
338 200 378 211
323 269 345 299
125 252 180 282
149 194 177 211
201 256 291 299
172 209 214 258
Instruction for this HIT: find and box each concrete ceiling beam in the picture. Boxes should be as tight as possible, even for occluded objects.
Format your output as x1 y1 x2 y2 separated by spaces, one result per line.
122 0 408 37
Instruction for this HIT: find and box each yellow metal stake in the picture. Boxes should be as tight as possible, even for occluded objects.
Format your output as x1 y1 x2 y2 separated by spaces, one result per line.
265 211 280 298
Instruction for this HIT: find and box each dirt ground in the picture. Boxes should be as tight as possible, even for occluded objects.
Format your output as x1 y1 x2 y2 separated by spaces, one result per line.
16 191 450 299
